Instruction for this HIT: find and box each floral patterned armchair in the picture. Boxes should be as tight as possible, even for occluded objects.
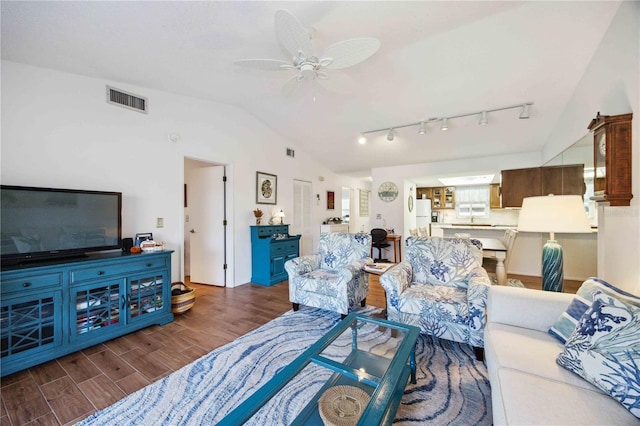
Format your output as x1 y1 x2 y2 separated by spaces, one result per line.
285 233 372 317
379 237 492 358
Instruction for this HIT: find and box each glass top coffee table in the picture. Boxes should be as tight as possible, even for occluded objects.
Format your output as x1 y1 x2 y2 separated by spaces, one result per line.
218 313 420 426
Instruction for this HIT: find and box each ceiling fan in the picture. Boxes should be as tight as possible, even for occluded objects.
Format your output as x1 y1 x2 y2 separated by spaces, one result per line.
234 10 380 96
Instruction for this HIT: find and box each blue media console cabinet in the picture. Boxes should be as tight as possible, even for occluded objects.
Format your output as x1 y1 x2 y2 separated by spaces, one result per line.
0 250 174 377
250 225 300 286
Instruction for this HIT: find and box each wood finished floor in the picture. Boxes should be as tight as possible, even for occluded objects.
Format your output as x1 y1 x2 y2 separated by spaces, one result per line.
0 271 576 425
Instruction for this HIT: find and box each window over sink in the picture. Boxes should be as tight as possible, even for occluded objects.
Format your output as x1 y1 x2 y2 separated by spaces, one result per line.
456 186 490 218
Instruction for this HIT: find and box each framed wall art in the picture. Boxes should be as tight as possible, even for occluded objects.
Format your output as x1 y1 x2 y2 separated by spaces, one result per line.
327 191 335 210
359 189 370 217
256 171 277 205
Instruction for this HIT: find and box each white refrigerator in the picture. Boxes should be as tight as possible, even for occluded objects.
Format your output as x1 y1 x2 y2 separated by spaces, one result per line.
416 199 431 235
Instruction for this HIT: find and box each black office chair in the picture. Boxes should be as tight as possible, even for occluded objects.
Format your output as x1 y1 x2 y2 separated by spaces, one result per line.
371 228 391 262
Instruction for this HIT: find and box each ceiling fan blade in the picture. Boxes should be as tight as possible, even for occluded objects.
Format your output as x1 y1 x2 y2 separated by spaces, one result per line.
282 74 302 97
316 70 355 94
322 38 381 70
234 59 292 71
275 10 312 58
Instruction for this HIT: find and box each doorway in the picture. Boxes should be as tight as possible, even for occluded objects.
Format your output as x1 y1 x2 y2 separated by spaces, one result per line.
184 158 227 286
341 187 352 232
292 179 313 256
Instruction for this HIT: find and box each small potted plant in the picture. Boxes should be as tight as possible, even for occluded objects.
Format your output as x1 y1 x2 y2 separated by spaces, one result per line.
253 208 263 225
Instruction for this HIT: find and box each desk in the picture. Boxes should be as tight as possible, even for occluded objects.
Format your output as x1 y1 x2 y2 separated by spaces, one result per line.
476 237 507 285
387 234 402 263
371 234 402 263
364 263 396 319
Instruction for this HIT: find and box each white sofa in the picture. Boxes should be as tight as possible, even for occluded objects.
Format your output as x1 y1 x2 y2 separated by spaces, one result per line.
484 286 638 425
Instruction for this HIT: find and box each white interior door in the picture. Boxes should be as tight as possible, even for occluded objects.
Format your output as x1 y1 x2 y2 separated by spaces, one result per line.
292 179 312 256
189 165 225 286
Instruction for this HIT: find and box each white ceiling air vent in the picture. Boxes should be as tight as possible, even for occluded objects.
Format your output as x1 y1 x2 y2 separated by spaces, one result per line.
106 86 148 114
286 148 295 158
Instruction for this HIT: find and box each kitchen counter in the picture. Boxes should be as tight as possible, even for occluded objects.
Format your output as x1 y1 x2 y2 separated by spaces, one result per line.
428 223 597 281
431 223 597 232
431 224 517 230
430 223 514 239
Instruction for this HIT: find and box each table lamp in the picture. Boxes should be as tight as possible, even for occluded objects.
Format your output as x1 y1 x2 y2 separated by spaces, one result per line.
517 195 591 292
276 209 285 225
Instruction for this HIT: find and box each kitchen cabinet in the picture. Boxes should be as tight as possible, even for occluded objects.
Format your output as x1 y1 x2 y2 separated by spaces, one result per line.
443 187 455 208
250 225 301 286
416 187 432 200
421 186 455 210
501 165 585 208
588 112 633 206
489 184 501 209
1 251 173 376
501 167 542 208
432 188 442 208
541 164 585 198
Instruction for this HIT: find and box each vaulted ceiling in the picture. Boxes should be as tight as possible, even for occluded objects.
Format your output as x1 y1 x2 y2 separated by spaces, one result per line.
1 1 622 177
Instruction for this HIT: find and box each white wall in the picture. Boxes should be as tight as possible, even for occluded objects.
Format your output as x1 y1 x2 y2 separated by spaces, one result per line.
540 1 639 295
403 182 417 239
1 61 371 286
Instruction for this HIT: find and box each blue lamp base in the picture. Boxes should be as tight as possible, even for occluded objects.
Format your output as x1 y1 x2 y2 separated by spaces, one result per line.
542 240 564 292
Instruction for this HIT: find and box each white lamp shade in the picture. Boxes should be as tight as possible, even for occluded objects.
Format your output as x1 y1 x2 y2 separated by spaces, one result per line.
517 195 591 234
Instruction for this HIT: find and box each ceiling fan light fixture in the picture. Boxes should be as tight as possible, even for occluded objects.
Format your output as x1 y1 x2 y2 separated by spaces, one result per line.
300 63 316 79
479 111 488 126
387 128 395 141
440 118 449 131
358 134 367 144
520 104 530 119
235 10 381 99
418 121 426 135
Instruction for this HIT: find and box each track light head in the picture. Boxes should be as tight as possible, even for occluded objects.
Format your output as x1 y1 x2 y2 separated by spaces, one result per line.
479 111 488 126
358 134 367 144
358 102 533 143
387 128 395 141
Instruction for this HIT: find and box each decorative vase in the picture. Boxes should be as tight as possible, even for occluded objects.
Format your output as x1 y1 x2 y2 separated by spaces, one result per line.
256 217 261 225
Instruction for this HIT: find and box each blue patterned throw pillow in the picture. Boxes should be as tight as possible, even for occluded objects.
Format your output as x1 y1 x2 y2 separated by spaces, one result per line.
549 278 640 343
557 291 640 418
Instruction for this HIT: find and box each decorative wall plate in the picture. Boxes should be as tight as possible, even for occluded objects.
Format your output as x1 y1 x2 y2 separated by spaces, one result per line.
408 194 414 212
378 181 398 202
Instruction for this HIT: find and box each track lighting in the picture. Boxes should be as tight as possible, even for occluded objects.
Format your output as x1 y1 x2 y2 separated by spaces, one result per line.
357 102 533 144
387 128 395 141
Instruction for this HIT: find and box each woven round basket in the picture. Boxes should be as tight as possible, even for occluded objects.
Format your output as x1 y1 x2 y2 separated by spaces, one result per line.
318 385 370 426
171 282 196 314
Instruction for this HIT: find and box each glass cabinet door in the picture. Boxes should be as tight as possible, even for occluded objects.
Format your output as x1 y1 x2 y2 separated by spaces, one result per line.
127 273 165 323
1 291 62 358
72 281 123 340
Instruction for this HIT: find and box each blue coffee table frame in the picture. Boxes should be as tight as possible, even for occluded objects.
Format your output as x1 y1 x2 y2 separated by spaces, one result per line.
218 313 420 426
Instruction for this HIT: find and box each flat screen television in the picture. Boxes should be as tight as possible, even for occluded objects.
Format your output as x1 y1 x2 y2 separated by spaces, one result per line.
1 185 122 266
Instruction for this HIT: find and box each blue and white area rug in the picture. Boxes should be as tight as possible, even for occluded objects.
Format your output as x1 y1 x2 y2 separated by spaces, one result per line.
77 307 491 425
488 272 525 288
